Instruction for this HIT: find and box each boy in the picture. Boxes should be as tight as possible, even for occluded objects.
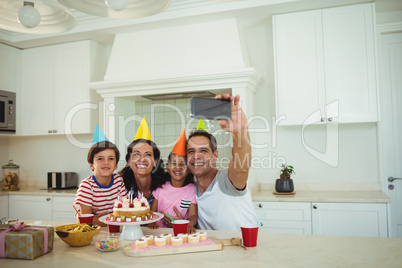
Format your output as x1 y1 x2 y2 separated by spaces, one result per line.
74 141 127 226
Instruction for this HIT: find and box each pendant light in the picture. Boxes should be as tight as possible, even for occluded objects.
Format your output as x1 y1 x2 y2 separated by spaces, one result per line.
18 2 41 28
57 0 171 19
0 0 77 34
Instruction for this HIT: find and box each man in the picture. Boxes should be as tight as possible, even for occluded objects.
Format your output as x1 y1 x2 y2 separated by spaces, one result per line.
186 94 259 231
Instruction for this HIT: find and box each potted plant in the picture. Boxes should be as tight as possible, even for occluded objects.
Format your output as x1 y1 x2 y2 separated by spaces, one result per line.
275 164 295 193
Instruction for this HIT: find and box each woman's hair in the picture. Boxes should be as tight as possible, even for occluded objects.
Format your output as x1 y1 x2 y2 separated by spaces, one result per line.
119 139 165 192
165 152 195 186
87 141 120 164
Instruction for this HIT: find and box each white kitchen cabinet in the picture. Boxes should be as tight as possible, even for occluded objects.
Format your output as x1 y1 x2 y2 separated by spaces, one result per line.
273 3 377 125
0 43 20 93
253 202 312 234
52 196 76 223
20 40 106 136
311 202 388 237
8 195 53 221
0 195 8 218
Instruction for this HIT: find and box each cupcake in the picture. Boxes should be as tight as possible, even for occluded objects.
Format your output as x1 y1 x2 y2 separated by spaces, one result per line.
178 233 188 243
135 239 148 249
171 236 183 246
188 234 200 244
154 236 167 247
160 233 172 244
142 235 154 245
197 231 207 241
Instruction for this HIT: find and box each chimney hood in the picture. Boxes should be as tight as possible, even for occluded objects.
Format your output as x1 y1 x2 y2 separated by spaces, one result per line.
90 18 263 117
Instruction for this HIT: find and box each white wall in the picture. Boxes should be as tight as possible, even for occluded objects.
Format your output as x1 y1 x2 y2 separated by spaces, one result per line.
7 135 94 187
0 138 9 172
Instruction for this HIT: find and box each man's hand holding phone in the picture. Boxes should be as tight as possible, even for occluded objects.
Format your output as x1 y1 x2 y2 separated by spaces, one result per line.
215 94 248 134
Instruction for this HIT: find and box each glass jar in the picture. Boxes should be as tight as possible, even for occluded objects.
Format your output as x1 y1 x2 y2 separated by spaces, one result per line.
2 160 20 191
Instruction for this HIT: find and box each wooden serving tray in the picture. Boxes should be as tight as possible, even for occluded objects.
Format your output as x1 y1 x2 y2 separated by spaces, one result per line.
124 237 240 257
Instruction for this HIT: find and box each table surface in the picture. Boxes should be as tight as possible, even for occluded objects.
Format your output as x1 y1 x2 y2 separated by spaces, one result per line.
1 221 402 268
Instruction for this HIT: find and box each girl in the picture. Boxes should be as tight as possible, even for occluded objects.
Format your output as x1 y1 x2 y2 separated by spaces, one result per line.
149 130 197 233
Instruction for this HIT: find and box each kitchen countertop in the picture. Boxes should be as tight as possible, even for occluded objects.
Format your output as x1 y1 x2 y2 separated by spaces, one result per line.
0 188 392 203
1 220 401 267
0 187 77 197
252 190 392 203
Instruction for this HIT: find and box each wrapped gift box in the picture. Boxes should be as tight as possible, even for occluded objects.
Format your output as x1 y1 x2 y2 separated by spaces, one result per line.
0 224 54 260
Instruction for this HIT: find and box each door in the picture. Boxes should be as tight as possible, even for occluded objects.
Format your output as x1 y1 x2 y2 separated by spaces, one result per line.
380 32 402 238
311 202 388 237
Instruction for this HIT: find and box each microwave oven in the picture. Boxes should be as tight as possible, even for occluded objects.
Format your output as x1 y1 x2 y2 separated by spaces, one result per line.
0 90 16 134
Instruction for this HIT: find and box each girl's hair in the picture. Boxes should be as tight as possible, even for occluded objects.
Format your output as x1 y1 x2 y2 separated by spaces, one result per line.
87 141 120 164
119 139 165 192
165 152 195 186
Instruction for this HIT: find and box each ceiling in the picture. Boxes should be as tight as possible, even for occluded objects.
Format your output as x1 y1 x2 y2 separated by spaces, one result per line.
0 0 401 49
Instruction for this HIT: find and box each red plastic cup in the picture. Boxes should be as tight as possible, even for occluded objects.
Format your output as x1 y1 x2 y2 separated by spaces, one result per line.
172 220 189 236
241 226 259 247
78 214 94 224
108 224 120 233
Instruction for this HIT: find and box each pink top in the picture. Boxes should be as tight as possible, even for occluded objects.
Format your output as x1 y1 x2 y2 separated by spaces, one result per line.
152 181 197 228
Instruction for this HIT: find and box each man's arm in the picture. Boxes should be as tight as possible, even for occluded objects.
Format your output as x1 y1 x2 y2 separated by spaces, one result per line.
216 94 251 190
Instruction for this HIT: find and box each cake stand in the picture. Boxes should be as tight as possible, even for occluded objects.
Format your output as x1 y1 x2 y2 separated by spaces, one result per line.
99 212 163 241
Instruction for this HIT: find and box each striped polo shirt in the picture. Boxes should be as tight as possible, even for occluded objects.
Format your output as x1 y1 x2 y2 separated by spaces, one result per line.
74 173 128 215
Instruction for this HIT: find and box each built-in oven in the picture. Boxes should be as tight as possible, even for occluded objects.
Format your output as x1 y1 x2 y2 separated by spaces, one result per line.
0 90 16 133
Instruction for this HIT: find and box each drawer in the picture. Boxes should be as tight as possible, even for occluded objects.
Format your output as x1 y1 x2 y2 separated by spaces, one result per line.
253 202 311 221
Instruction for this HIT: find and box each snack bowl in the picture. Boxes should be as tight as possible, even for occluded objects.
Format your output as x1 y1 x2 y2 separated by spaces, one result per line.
55 223 101 247
93 233 122 252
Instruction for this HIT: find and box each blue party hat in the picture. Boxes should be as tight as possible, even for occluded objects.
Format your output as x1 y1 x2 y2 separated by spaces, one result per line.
92 125 109 145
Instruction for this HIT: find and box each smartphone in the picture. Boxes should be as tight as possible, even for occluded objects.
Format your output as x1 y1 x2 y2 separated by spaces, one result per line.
190 97 231 121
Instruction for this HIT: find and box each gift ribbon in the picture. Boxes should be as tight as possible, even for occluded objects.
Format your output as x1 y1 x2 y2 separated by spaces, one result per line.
0 222 49 258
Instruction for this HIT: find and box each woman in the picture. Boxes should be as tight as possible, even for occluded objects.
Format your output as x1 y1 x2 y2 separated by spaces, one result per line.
119 139 165 205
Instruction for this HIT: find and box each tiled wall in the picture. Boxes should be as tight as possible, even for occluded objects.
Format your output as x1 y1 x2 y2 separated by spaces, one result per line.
133 98 233 166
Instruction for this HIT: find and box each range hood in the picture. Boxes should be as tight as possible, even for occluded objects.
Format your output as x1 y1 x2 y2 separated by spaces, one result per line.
92 18 262 100
142 91 215 101
91 18 263 115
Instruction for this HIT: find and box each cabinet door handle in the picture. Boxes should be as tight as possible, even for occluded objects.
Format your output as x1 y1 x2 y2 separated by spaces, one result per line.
321 118 325 122
328 118 333 122
313 204 318 209
46 197 51 201
48 130 52 133
53 130 57 133
258 203 263 208
260 222 264 227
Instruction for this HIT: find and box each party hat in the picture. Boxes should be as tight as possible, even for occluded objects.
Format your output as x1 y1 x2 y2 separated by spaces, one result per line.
134 117 152 141
92 125 108 145
172 129 187 156
196 119 207 131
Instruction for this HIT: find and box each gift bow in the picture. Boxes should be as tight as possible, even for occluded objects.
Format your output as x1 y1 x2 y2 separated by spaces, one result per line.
10 222 26 231
0 222 49 258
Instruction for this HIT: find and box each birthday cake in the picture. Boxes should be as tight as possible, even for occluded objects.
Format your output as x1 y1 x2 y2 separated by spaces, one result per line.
110 193 153 222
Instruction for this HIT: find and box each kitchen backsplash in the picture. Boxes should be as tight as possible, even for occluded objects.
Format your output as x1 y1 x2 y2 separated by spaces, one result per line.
132 98 233 166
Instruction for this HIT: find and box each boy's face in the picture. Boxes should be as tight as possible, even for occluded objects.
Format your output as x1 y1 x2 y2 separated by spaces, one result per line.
89 149 118 178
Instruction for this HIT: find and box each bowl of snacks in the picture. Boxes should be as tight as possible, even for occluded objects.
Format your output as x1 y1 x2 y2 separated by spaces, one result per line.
55 223 101 247
93 233 122 252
